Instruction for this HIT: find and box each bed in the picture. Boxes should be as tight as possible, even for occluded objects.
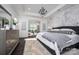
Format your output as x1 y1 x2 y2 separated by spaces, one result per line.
36 26 79 55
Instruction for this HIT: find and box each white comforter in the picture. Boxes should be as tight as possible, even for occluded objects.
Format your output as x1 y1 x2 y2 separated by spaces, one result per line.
36 32 79 51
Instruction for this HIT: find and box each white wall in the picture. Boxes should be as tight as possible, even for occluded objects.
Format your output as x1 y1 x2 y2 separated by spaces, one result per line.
48 5 79 29
40 18 48 32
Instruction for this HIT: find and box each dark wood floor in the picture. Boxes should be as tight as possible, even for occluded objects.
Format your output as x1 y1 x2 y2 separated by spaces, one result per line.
11 38 25 55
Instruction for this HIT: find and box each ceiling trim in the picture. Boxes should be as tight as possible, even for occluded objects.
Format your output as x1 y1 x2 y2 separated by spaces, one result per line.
1 4 18 18
45 4 66 17
25 12 41 17
1 4 66 18
25 4 66 18
0 5 12 16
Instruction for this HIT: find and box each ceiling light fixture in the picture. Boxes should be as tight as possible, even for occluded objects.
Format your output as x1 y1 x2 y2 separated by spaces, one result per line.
28 8 31 10
39 7 47 15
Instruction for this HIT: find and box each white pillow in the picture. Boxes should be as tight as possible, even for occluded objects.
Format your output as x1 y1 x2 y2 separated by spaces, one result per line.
60 29 76 34
51 29 60 31
60 29 74 31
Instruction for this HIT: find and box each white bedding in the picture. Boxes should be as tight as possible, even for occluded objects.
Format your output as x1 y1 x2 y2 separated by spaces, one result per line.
36 32 79 52
36 32 56 50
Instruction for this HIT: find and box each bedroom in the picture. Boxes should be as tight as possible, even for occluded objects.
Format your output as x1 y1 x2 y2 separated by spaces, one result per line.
0 4 79 55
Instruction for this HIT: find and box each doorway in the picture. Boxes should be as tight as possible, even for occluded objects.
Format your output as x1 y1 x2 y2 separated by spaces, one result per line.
28 20 40 37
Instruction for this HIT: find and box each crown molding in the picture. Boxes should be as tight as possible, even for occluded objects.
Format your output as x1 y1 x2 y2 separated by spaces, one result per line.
1 4 66 19
45 4 66 17
1 4 18 18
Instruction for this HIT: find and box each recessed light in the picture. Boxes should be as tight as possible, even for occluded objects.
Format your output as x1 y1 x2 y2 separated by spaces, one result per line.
28 8 31 10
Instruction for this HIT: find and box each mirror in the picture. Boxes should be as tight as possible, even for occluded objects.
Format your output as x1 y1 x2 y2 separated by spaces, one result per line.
0 5 11 30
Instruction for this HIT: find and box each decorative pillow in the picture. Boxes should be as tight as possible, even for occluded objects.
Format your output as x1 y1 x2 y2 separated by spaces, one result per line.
48 28 76 35
60 29 76 34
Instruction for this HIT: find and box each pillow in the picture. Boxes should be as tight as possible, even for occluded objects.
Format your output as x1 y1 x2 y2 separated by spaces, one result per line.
50 29 61 31
60 29 75 32
48 28 76 35
60 29 74 31
60 29 76 34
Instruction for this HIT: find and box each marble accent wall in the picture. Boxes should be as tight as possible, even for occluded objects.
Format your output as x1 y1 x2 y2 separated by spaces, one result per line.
48 4 79 29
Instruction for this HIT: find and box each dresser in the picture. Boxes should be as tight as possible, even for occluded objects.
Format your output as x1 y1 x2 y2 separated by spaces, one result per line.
0 30 19 55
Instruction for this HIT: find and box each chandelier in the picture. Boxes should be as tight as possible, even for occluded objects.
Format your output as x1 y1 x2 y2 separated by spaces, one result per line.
39 7 47 15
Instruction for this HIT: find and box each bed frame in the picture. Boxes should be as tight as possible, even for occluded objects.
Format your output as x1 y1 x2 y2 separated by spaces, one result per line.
36 35 60 55
36 26 79 55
